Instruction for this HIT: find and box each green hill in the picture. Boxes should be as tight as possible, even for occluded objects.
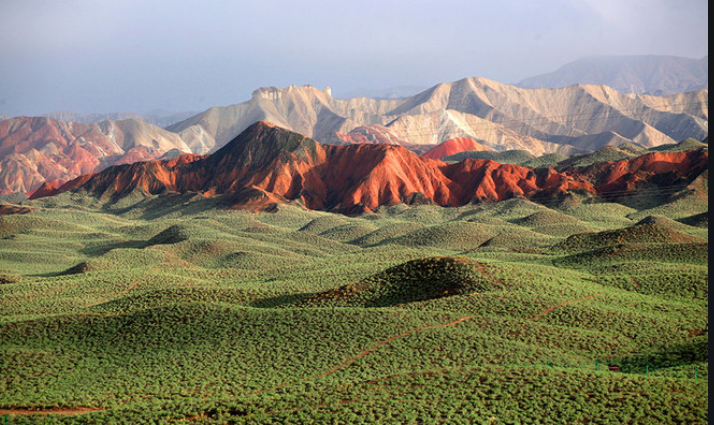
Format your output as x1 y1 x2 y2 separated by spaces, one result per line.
0 187 707 424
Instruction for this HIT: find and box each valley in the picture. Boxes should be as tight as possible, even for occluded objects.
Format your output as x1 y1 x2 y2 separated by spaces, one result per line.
0 133 708 422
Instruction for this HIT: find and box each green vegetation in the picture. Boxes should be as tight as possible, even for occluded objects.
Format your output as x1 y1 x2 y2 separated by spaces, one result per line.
443 149 535 164
554 145 639 170
0 181 708 424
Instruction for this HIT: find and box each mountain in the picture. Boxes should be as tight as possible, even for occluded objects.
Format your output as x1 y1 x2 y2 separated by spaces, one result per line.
517 55 708 96
168 80 708 157
2 76 707 196
0 117 192 195
32 122 708 215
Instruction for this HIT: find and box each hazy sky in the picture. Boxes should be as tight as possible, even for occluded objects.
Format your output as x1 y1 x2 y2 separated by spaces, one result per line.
0 0 708 117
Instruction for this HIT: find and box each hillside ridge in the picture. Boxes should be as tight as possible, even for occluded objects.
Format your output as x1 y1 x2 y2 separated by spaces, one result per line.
31 121 708 214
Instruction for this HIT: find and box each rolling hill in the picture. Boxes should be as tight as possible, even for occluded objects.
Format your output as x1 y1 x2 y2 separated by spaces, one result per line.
1 170 708 423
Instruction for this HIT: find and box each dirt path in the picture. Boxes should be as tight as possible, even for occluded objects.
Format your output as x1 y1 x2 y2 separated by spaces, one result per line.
309 292 602 384
530 293 604 321
312 316 474 380
245 315 475 397
260 292 604 393
0 407 104 416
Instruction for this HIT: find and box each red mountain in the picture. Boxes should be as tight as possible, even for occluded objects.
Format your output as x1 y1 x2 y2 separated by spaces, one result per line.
422 137 493 160
0 117 192 195
31 121 708 214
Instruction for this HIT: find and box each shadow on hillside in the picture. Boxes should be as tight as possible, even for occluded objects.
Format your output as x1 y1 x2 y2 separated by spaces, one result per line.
77 239 150 256
100 191 226 220
609 335 708 375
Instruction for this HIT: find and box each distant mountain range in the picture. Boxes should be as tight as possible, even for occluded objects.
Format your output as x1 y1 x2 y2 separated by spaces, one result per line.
168 79 707 156
517 55 708 96
0 69 708 195
32 121 708 215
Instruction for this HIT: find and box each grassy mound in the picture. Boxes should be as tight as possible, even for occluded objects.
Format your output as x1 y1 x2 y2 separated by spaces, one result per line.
555 243 709 268
513 210 581 227
350 222 425 246
298 215 350 234
478 230 557 252
391 222 499 250
506 210 594 237
218 250 309 270
554 216 705 252
61 248 166 275
592 263 708 300
522 153 569 168
555 145 638 170
649 138 708 153
443 149 535 164
0 215 94 238
87 288 255 313
475 198 549 221
679 212 709 228
147 224 198 245
559 203 637 229
318 222 379 243
306 257 503 307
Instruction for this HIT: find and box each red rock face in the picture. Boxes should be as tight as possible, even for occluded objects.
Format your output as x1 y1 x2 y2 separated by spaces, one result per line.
422 137 493 160
0 117 189 195
32 121 708 214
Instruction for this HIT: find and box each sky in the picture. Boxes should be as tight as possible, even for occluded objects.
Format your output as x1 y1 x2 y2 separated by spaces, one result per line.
0 0 708 117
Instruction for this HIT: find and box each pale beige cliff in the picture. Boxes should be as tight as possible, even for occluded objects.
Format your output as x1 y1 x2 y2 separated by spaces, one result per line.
168 79 708 156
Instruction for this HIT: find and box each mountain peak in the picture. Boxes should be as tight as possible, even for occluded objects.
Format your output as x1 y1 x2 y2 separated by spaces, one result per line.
251 85 329 101
208 120 322 169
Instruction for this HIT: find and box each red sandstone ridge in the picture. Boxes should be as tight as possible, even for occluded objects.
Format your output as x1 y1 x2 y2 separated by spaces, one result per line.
31 121 708 214
422 137 493 160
